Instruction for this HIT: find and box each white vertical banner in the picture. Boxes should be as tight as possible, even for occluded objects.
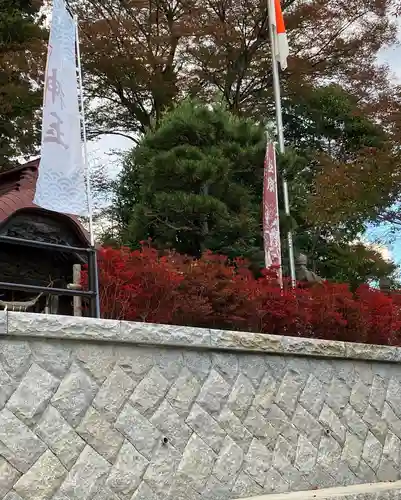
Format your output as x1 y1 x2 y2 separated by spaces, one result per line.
34 0 88 216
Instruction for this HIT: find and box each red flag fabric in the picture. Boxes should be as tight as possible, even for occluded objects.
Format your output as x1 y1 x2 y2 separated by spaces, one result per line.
263 140 282 271
269 0 289 70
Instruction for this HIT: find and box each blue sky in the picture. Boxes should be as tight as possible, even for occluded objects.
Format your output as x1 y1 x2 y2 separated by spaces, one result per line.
368 26 401 264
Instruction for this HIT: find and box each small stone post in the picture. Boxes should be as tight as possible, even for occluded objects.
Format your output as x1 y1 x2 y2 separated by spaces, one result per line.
71 264 82 316
379 277 391 295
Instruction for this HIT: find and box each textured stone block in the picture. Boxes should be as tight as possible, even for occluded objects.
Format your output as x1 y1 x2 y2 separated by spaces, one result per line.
51 363 98 427
299 373 325 418
231 471 264 498
0 457 20 498
77 406 124 462
31 341 72 378
377 456 399 482
212 353 238 383
262 467 289 493
253 372 277 416
305 465 336 490
350 381 370 414
273 435 295 472
7 363 59 426
227 374 254 420
183 351 211 381
265 404 298 447
0 339 31 379
0 408 46 473
3 492 24 500
317 435 342 470
238 355 265 386
213 436 243 486
153 349 184 381
115 402 161 460
13 450 66 500
218 406 253 451
120 321 212 347
353 458 377 482
341 432 364 469
185 403 225 453
143 441 181 495
210 329 283 354
36 405 85 469
383 402 401 439
383 431 401 466
363 405 388 444
319 404 346 444
92 487 120 500
116 345 154 380
345 341 401 362
74 344 115 385
0 363 16 409
343 404 369 440
275 369 305 417
131 482 160 500
166 367 200 418
326 377 351 415
244 407 276 449
56 446 110 500
363 432 383 471
196 369 230 415
151 400 193 452
281 336 346 359
243 438 272 486
106 440 148 500
202 475 232 500
0 310 6 334
93 365 135 423
167 478 202 500
7 312 120 343
294 435 317 473
176 434 216 493
370 375 387 413
292 404 323 446
130 366 169 416
388 378 401 416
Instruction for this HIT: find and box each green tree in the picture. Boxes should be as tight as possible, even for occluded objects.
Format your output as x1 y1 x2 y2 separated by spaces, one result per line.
115 100 265 260
113 95 398 286
283 84 401 229
280 84 401 283
0 0 46 170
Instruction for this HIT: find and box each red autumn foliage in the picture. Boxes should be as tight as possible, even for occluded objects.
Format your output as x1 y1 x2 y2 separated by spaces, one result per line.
83 244 401 346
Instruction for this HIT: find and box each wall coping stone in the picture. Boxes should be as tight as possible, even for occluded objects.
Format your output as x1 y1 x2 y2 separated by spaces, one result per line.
1 310 401 363
239 480 401 500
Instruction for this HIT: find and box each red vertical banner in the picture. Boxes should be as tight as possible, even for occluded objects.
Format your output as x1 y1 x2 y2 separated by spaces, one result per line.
263 140 282 274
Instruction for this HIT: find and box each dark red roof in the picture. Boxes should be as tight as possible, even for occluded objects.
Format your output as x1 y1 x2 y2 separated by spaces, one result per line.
0 158 90 244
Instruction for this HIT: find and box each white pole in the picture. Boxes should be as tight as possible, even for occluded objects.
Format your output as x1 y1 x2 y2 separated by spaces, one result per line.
267 7 296 287
74 15 101 317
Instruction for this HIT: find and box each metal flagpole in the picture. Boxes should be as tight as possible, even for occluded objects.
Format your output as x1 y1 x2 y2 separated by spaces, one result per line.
74 15 101 318
267 7 296 286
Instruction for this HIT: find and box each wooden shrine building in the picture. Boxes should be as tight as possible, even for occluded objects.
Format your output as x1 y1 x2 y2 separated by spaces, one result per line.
0 158 92 315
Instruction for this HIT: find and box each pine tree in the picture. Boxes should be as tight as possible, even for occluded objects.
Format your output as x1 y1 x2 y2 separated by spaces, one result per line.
115 100 265 261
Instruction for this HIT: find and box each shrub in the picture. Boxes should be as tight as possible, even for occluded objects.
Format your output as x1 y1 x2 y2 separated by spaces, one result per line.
84 244 401 346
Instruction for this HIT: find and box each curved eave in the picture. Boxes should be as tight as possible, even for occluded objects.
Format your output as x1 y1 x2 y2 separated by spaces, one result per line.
0 207 91 248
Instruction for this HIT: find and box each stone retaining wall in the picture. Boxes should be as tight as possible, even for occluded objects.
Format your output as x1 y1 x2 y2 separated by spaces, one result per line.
2 312 401 500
